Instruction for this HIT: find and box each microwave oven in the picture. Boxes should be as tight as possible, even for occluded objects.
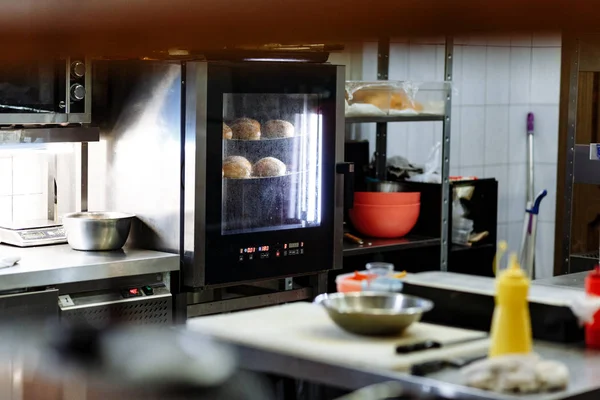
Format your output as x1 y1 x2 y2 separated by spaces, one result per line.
0 57 91 125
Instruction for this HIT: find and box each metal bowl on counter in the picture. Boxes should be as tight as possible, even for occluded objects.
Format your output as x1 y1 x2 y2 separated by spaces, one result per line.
314 292 433 336
62 212 135 251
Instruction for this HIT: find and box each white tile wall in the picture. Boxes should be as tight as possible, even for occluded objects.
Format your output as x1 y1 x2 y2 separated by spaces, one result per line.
406 122 437 165
461 46 487 105
460 107 485 166
509 47 532 104
408 45 438 81
485 47 510 104
388 43 409 80
0 151 68 223
508 163 528 223
507 221 525 258
531 48 562 104
497 223 508 247
0 157 12 196
12 154 44 195
483 165 509 223
484 105 509 165
355 33 562 277
451 46 464 105
508 105 531 164
0 195 11 223
12 194 46 221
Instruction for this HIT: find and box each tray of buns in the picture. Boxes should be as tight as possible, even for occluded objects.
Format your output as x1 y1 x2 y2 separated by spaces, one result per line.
222 117 317 180
223 118 299 141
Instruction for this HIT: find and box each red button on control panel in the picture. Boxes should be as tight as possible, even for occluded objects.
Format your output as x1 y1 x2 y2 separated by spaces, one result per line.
129 288 139 295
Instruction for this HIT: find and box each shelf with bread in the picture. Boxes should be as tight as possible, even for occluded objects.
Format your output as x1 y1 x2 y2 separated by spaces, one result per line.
344 81 449 124
345 114 445 124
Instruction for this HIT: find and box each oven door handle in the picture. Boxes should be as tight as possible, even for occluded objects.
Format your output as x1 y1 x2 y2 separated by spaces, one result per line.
336 162 354 209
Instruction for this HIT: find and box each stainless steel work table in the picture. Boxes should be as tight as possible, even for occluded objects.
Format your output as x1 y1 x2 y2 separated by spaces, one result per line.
202 334 600 400
533 272 588 291
191 272 600 400
0 244 179 291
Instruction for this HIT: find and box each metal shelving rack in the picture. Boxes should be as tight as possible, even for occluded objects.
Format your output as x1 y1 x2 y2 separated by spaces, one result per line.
342 37 453 272
561 36 600 274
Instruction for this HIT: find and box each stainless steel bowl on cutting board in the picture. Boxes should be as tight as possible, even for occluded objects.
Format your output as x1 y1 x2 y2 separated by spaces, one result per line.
62 212 135 251
314 292 433 336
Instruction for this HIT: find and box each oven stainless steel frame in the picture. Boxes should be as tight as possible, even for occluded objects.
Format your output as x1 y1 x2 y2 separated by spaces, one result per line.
182 62 345 288
0 57 92 125
90 60 344 291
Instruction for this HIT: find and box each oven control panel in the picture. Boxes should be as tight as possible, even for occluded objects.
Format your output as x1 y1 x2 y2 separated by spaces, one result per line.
238 241 305 262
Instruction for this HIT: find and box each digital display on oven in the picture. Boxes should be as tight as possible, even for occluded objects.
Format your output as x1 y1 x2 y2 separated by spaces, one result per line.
238 242 305 263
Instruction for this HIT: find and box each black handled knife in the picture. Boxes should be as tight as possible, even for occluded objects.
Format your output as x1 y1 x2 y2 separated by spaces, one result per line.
410 354 487 376
396 337 485 354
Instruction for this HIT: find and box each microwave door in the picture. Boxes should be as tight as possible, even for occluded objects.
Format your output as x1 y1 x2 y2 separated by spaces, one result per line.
0 58 91 125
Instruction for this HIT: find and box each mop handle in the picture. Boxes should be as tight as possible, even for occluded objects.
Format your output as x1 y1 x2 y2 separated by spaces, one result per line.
527 112 534 135
526 190 547 215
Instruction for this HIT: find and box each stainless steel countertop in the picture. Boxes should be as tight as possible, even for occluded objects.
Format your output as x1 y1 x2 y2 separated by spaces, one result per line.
533 272 587 291
209 330 600 400
191 271 600 400
0 244 179 290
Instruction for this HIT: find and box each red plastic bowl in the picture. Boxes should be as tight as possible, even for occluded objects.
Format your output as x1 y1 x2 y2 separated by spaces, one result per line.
354 192 421 206
349 203 420 238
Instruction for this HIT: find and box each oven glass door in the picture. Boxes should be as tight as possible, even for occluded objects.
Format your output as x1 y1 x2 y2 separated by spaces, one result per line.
221 93 322 235
205 63 338 285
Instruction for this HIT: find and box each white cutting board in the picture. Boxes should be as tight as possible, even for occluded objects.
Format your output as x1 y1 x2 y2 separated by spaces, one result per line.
187 302 489 372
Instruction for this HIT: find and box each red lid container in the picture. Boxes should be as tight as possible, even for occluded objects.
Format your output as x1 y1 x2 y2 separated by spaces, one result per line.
585 266 600 348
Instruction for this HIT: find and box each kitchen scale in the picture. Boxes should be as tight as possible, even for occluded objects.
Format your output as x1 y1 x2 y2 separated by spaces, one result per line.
0 220 67 247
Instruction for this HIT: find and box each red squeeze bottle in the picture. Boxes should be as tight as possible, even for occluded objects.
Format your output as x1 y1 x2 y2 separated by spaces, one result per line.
585 266 600 348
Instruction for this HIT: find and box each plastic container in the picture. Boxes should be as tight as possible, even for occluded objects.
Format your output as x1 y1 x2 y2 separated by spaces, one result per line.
585 266 600 349
345 81 450 117
453 217 474 231
452 229 471 245
354 192 421 206
489 254 532 357
335 267 404 293
366 262 394 276
336 271 376 293
349 203 420 238
452 217 473 245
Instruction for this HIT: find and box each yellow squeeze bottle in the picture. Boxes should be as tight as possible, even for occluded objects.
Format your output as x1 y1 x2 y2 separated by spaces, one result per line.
489 253 532 357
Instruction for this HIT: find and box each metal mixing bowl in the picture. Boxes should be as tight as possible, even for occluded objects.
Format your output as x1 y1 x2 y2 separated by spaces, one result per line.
314 292 433 336
62 212 135 251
